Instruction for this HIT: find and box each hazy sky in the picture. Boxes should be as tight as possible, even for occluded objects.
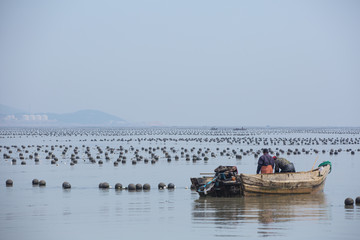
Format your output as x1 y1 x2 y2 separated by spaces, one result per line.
0 0 359 126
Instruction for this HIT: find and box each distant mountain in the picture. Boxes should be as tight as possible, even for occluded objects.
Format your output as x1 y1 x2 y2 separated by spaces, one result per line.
46 110 127 126
0 104 26 115
0 105 128 127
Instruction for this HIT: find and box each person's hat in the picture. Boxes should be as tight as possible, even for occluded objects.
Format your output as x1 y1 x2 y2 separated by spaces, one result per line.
273 156 277 160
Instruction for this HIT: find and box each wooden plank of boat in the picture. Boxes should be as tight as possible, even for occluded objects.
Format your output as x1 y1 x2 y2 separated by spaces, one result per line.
240 165 330 196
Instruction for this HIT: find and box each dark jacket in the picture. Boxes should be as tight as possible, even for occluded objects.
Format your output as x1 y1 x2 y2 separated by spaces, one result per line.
256 154 275 174
275 158 296 173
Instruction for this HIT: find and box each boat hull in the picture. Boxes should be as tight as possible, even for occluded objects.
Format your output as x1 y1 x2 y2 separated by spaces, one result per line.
240 165 330 196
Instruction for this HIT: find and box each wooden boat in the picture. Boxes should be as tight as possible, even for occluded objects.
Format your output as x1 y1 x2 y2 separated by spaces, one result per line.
191 164 331 197
240 165 330 196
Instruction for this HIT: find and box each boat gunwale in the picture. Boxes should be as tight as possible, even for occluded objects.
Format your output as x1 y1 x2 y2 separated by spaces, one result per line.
240 166 329 182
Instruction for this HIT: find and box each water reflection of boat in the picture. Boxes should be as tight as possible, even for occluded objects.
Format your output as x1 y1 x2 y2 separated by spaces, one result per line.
193 193 327 222
191 164 331 197
192 194 328 237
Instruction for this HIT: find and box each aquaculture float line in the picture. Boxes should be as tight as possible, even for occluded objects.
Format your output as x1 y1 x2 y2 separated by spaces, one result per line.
4 179 176 191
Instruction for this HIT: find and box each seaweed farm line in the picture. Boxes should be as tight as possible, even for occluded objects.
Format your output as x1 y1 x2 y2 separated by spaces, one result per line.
1 127 360 240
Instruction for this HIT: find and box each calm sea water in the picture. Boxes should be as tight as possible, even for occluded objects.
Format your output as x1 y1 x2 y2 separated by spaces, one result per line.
1 128 360 240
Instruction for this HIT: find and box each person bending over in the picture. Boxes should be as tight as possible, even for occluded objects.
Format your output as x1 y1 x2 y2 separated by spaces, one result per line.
273 156 296 173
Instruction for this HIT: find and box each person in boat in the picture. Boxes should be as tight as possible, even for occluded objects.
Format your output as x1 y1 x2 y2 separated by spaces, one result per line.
256 148 275 174
273 156 296 173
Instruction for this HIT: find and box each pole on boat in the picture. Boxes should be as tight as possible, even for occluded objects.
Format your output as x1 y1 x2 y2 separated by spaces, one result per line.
311 156 319 170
